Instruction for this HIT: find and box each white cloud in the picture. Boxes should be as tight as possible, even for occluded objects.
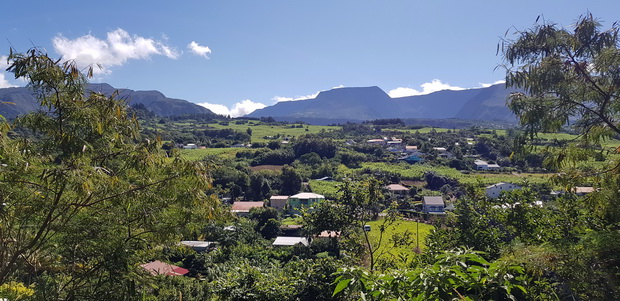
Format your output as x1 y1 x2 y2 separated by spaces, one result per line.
0 56 17 88
388 79 465 98
187 41 212 58
272 92 317 103
52 28 179 74
272 85 345 103
197 102 230 116
197 99 266 117
387 87 419 98
0 74 15 88
479 80 505 88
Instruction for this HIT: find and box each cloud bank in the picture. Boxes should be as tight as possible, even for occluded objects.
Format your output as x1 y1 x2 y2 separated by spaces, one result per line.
187 41 211 58
388 79 506 98
273 85 345 102
0 56 17 88
479 80 506 87
388 79 465 98
198 99 266 117
52 28 180 74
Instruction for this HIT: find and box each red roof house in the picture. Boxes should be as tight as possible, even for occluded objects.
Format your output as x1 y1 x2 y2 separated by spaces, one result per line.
140 260 189 276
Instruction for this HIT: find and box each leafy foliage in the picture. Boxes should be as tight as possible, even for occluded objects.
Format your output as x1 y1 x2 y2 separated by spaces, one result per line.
334 248 531 300
0 49 221 298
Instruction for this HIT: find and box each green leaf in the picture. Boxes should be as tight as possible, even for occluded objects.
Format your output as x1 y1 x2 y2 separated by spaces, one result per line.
332 278 352 296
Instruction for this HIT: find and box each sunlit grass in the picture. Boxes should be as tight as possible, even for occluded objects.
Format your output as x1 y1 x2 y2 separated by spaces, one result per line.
207 121 338 142
179 148 241 161
366 219 434 267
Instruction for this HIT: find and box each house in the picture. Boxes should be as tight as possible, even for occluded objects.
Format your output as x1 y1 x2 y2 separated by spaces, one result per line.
400 150 425 164
230 201 265 217
474 160 501 171
272 236 310 247
438 151 455 159
422 196 445 214
314 176 336 182
140 260 189 276
180 241 216 252
387 137 403 146
367 138 386 145
317 230 341 239
269 195 289 211
573 186 595 196
183 143 198 149
385 184 410 195
474 160 488 170
487 163 501 170
404 145 418 153
288 192 325 213
432 147 447 152
485 182 522 198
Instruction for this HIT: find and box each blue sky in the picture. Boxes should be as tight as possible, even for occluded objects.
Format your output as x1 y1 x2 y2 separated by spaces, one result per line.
1 1 619 116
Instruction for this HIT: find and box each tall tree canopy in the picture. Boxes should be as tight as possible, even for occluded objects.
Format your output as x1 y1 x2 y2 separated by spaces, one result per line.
0 49 222 298
502 13 620 145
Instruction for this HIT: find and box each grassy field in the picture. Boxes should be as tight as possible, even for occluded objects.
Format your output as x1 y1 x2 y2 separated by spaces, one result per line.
358 162 464 180
358 162 552 186
179 148 242 161
366 219 434 267
207 121 338 143
384 127 451 134
308 180 341 199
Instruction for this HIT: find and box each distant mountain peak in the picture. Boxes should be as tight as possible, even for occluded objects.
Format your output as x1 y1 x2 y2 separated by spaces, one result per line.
0 83 215 118
246 83 515 123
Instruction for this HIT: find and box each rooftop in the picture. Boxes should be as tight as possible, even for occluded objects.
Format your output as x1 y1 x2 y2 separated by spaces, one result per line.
290 192 325 199
423 196 445 205
317 230 341 238
140 260 189 276
272 236 310 246
231 201 265 212
385 184 410 191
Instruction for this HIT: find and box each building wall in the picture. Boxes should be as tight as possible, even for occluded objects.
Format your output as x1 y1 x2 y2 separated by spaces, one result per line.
423 204 445 213
270 198 288 211
486 184 521 198
288 197 324 213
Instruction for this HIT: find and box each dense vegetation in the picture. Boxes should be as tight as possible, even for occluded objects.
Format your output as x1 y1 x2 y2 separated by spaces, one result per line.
2 12 620 301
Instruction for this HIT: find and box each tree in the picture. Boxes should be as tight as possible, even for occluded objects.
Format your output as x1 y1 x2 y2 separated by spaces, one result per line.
304 179 401 271
279 165 302 195
499 14 620 298
249 207 280 239
502 13 620 148
0 49 221 297
293 137 337 159
333 248 532 300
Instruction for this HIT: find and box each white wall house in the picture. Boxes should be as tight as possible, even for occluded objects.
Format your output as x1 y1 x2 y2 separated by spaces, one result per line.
474 160 500 170
486 182 522 198
422 196 445 214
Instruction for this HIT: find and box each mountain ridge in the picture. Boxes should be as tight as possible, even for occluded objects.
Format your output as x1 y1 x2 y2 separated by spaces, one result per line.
0 83 215 119
246 84 517 123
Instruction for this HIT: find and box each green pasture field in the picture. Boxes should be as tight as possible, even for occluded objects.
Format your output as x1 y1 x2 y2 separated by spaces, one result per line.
358 162 463 180
281 216 303 226
383 127 451 134
357 162 552 186
179 148 241 161
366 219 434 266
207 121 338 143
308 180 341 199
